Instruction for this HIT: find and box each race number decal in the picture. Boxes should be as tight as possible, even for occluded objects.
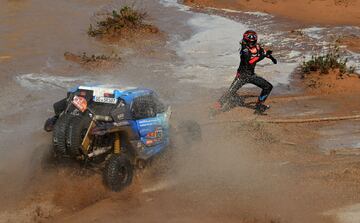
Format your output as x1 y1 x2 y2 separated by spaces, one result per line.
72 96 88 112
145 127 163 146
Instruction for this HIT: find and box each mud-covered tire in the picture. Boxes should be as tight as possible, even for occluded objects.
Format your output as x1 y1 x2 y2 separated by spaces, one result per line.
67 115 91 158
103 155 133 192
52 114 72 156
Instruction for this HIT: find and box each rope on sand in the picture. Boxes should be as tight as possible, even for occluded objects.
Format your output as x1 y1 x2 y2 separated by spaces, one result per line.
201 114 360 126
263 114 360 124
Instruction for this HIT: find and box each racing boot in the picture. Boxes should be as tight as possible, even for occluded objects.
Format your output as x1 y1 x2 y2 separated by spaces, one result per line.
44 116 58 132
254 101 270 115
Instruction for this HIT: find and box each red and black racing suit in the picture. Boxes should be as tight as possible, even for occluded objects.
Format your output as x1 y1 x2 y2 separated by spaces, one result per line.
219 43 273 105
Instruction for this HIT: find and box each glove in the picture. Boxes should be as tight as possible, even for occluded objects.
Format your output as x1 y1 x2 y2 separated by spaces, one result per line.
259 48 267 60
269 55 277 64
272 58 277 64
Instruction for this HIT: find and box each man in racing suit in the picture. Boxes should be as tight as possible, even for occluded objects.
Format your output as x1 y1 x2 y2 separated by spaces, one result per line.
217 30 277 114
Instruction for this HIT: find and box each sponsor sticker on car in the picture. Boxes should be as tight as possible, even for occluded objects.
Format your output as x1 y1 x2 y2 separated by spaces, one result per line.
93 96 117 104
72 96 88 112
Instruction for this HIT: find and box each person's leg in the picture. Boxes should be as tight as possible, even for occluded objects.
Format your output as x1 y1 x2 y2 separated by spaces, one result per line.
248 75 273 102
248 75 273 113
218 76 247 106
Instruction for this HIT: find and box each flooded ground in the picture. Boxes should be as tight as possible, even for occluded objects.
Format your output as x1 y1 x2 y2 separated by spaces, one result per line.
163 1 360 88
1 0 360 222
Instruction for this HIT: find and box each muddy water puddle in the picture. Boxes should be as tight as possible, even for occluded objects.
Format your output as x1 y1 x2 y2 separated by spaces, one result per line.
316 120 360 153
270 94 360 156
271 95 340 117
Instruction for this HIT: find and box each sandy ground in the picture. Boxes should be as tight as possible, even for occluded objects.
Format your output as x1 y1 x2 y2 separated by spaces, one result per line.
296 70 360 95
183 0 360 26
1 0 360 223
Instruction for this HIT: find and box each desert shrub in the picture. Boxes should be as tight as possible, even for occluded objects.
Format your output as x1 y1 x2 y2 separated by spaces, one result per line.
88 5 147 37
301 45 355 75
79 52 121 62
64 52 120 62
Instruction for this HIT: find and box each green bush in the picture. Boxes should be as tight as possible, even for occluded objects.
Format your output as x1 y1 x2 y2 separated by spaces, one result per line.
80 52 121 62
88 5 147 37
301 45 355 75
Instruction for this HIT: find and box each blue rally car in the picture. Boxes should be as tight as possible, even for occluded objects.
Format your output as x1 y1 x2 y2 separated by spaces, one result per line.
44 85 196 191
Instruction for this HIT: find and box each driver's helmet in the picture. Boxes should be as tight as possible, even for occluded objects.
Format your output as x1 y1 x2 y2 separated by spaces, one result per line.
242 30 258 47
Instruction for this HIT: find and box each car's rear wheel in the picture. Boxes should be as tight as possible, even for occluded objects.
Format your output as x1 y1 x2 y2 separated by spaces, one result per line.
103 155 133 192
52 114 72 156
67 115 91 158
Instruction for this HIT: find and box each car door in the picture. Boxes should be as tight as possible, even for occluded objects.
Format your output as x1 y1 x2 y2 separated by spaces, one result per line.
131 95 169 157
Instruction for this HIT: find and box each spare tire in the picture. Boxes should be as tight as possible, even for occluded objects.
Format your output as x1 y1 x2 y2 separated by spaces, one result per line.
52 114 72 156
67 115 91 158
103 155 133 192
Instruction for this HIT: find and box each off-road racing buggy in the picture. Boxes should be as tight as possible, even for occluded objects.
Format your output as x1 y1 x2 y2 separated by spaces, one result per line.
44 85 201 191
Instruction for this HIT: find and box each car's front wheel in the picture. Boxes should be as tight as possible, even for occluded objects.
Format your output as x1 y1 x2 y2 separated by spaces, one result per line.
103 155 133 192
